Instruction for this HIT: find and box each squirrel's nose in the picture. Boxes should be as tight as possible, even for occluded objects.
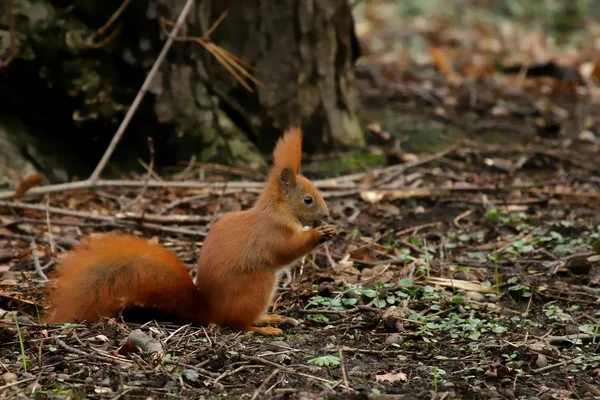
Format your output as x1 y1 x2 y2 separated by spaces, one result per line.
323 213 331 222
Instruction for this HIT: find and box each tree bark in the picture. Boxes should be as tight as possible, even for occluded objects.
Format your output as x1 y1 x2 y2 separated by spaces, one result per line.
151 0 364 163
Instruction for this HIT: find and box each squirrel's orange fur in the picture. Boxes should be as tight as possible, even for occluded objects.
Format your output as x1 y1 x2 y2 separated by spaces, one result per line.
44 127 337 335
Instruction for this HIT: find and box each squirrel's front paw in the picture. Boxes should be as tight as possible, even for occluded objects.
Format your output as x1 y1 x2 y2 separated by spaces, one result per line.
317 224 338 243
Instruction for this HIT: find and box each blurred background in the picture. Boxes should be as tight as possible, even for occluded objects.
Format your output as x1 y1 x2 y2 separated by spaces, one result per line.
1 0 599 184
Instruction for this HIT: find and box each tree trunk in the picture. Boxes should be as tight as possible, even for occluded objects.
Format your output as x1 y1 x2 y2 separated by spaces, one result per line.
0 0 364 179
151 0 364 163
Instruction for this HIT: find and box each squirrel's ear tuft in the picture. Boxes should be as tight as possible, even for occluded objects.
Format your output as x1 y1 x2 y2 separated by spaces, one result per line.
273 126 302 174
279 167 296 194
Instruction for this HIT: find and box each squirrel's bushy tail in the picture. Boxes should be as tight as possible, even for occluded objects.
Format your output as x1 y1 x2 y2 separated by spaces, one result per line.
44 234 209 325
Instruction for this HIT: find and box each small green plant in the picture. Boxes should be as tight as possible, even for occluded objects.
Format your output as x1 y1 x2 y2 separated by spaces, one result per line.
430 367 448 392
506 277 532 298
14 313 28 372
309 355 341 367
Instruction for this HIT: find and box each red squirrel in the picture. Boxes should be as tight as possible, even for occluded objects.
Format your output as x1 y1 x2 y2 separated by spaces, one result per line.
44 127 337 335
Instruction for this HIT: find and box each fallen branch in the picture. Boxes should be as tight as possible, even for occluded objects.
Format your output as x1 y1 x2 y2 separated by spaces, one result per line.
115 211 213 224
0 179 263 200
0 201 207 237
546 333 596 345
121 329 165 367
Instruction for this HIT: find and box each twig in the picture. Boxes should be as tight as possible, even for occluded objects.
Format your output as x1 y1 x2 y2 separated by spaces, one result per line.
121 137 156 212
0 231 80 248
250 368 280 400
208 181 229 226
164 359 220 379
240 355 337 385
87 0 132 45
124 329 164 367
45 196 56 254
532 359 572 374
29 240 48 281
0 201 207 237
323 243 337 269
203 9 229 38
158 193 210 214
0 179 263 200
0 377 36 391
546 334 595 344
161 10 260 92
89 0 196 183
54 338 131 365
338 349 352 393
453 209 474 228
115 212 212 224
211 364 258 387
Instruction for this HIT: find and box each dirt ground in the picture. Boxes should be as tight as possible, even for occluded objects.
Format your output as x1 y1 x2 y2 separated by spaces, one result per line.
2 1 600 399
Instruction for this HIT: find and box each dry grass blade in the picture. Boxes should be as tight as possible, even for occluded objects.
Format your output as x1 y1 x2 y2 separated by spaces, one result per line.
161 10 260 92
88 0 133 45
203 9 229 38
206 41 261 86
201 41 255 92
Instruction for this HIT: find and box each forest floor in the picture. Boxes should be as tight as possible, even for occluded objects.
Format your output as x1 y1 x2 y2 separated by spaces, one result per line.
1 135 600 399
2 1 600 400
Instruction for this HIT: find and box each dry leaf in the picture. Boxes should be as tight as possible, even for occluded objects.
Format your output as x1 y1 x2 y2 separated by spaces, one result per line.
11 173 45 199
424 277 497 293
374 371 408 383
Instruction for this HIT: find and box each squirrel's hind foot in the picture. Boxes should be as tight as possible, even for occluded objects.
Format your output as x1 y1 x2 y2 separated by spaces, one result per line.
255 313 299 327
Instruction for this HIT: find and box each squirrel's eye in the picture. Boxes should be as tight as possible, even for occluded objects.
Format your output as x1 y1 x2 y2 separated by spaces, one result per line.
303 195 313 205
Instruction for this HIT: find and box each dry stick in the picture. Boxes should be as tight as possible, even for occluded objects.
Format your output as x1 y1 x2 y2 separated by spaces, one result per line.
45 196 56 254
240 355 337 386
0 143 457 201
89 0 196 184
29 240 48 281
0 377 36 392
88 0 132 44
250 368 280 400
126 329 165 367
202 9 229 37
546 333 595 344
164 359 219 379
54 338 131 365
532 359 572 374
120 137 156 212
115 212 213 224
338 349 351 393
0 179 264 200
0 201 207 237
